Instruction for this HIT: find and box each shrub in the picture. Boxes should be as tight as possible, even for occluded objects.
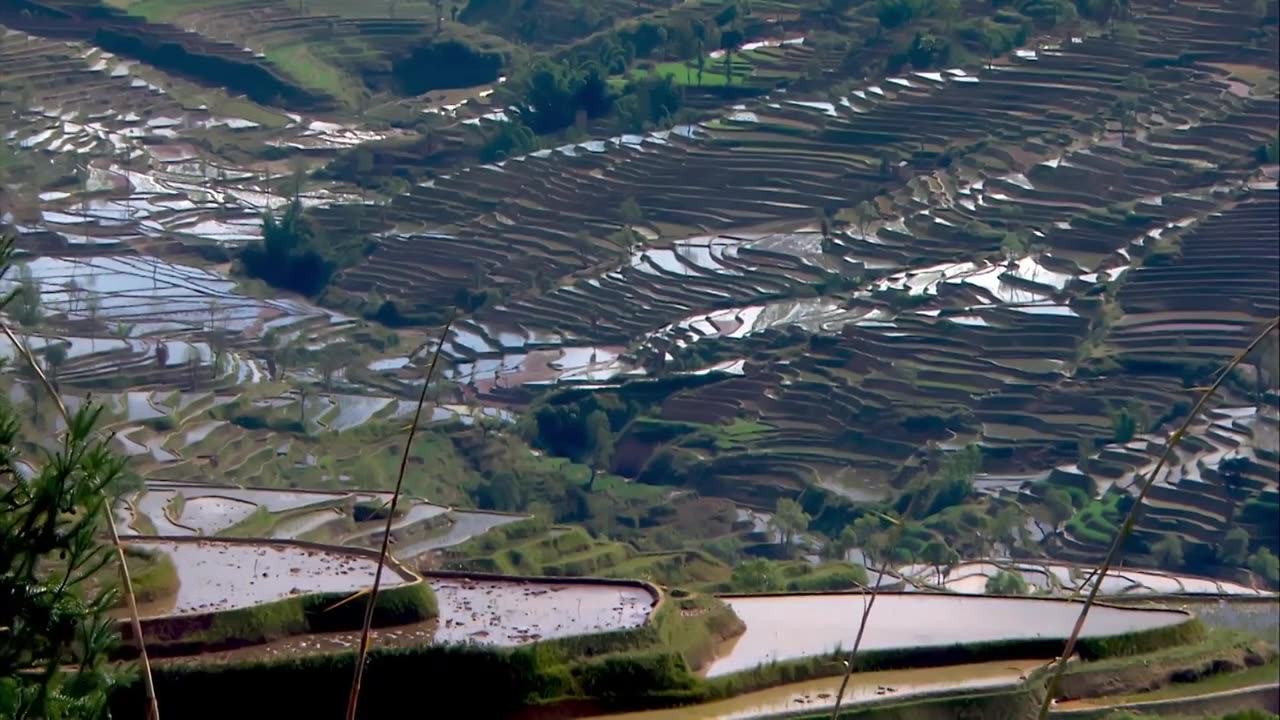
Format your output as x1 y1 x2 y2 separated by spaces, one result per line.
985 570 1028 595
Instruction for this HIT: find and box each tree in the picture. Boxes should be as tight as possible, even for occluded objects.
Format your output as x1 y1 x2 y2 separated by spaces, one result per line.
11 263 43 332
921 540 952 584
572 230 594 268
853 513 889 565
825 525 859 560
208 327 229 379
1111 403 1137 443
850 200 879 241
62 278 83 316
817 208 835 254
1113 97 1137 146
1043 488 1074 530
0 370 128 718
288 154 308 202
730 558 782 592
990 504 1026 551
1248 548 1279 587
1151 535 1185 568
695 37 706 86
1217 527 1251 566
985 570 1028 595
43 342 67 390
241 200 336 297
1001 232 1026 262
584 410 613 490
84 293 100 350
619 196 644 227
1122 72 1149 93
479 119 538 163
771 498 811 557
319 345 345 392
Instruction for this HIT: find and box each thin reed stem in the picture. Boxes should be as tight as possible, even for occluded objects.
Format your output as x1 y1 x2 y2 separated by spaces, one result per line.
0 319 161 720
829 482 941 718
344 317 453 720
828 559 890 719
1036 316 1279 720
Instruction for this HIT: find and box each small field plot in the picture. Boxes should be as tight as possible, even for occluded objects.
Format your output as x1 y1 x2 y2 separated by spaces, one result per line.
705 594 1189 677
127 539 411 615
14 255 345 335
428 577 655 645
179 496 257 534
394 510 525 558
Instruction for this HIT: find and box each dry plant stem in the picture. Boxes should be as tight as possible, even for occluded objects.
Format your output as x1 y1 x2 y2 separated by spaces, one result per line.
829 488 937 719
344 317 453 720
1035 316 1280 720
0 320 162 720
828 559 891 719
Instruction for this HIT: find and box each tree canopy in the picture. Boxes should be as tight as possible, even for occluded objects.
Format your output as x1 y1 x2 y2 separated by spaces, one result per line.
240 197 355 295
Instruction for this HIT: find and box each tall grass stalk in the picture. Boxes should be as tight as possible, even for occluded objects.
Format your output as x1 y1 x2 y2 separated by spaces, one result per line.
0 306 162 719
344 317 453 720
1036 316 1280 720
828 559 889 719
828 490 941 718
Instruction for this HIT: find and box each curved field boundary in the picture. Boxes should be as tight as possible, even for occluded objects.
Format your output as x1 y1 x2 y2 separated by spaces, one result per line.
983 557 1274 597
119 534 422 578
704 592 1201 696
1104 593 1280 604
423 569 665 619
116 536 430 656
715 589 1204 612
1049 682 1280 718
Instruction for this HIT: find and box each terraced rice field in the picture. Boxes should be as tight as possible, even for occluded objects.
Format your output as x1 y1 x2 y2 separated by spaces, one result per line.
1 0 1276 672
704 594 1191 677
898 560 1269 596
125 538 412 615
392 510 525 559
587 659 1046 719
431 577 656 645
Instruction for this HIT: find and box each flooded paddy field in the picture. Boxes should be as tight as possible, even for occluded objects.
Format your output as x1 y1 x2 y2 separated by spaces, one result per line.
897 560 1271 597
588 659 1045 720
430 576 655 645
120 482 458 545
14 255 345 335
394 510 526 559
124 539 412 615
146 576 658 662
704 593 1189 677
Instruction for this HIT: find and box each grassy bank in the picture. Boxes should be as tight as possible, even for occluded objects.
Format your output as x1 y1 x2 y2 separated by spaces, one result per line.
120 579 437 656
109 592 738 718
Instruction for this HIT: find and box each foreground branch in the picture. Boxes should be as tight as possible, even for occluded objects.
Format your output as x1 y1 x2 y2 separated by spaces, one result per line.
1036 316 1280 719
0 317 162 720
345 316 454 720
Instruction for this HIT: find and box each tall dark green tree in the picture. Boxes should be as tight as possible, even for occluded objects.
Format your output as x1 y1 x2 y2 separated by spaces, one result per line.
0 237 137 717
241 200 335 297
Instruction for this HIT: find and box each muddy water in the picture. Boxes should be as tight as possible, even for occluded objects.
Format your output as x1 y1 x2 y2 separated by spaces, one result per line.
179 496 257 534
705 594 1186 678
587 659 1045 720
126 539 410 615
394 510 524 558
431 578 654 645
